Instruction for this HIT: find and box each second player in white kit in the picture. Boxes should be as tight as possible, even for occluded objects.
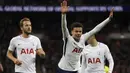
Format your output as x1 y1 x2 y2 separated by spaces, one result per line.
80 35 114 73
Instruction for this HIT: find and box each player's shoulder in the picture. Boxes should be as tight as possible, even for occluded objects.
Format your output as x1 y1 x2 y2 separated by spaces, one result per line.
11 35 21 41
84 44 91 52
67 35 73 39
30 35 40 40
80 34 86 40
85 44 91 48
98 42 108 48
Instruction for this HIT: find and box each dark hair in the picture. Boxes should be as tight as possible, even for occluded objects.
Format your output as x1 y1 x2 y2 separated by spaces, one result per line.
71 22 83 30
19 17 30 27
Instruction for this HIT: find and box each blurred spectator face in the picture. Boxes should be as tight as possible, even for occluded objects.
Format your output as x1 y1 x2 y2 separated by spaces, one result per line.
71 27 82 40
21 21 32 34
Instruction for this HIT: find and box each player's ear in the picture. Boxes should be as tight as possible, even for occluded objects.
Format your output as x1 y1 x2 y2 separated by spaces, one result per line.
20 27 23 31
71 30 73 35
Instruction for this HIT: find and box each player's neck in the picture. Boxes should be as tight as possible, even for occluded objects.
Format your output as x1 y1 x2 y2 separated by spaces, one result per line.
74 38 79 42
21 33 29 38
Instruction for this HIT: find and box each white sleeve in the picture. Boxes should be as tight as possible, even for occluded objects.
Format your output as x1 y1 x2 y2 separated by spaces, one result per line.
83 17 111 42
104 45 114 73
61 14 70 40
8 38 15 51
36 38 42 49
80 52 87 73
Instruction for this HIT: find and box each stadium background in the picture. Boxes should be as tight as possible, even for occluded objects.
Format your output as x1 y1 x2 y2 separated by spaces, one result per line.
0 0 130 73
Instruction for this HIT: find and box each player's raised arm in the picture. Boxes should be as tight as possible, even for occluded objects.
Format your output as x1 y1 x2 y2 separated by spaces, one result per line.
104 45 114 73
83 8 114 41
61 0 70 39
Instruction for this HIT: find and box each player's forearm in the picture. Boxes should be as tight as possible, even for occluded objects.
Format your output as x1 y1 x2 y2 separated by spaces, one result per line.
61 13 69 38
61 13 66 38
109 59 114 73
84 17 112 41
92 17 111 33
107 54 114 73
61 13 67 26
7 51 17 62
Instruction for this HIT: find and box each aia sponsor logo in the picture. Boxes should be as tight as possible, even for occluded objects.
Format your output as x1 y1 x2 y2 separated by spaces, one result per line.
88 58 101 64
72 48 82 53
20 48 34 54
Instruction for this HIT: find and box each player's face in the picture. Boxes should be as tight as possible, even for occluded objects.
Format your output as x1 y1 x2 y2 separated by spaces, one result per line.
21 21 32 34
71 27 82 40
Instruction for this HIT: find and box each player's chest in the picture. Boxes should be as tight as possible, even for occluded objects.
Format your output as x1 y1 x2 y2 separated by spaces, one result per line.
15 39 37 49
15 39 37 54
65 37 85 54
67 41 84 54
86 48 104 58
85 48 105 64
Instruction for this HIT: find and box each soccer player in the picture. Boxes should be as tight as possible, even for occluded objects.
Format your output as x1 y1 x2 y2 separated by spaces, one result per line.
57 0 114 73
7 18 45 73
80 35 114 73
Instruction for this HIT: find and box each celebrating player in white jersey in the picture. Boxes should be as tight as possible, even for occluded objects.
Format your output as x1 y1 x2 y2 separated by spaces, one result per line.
57 0 114 73
80 35 114 73
7 18 45 73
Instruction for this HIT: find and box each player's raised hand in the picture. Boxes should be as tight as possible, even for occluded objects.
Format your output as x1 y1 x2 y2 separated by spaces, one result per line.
109 7 114 18
61 0 68 13
14 59 22 66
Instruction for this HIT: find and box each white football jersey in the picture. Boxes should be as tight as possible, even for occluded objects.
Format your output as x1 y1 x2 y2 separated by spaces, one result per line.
8 35 42 73
58 34 85 71
58 14 111 71
81 42 114 73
